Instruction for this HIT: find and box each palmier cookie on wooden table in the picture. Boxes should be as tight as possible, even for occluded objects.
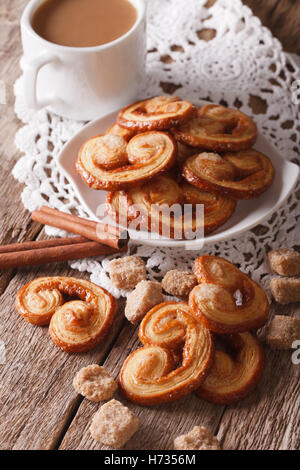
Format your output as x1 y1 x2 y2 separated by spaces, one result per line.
16 277 117 352
196 332 265 404
118 96 197 131
106 174 236 238
76 131 176 190
183 150 275 199
189 255 269 334
173 104 257 152
119 302 214 406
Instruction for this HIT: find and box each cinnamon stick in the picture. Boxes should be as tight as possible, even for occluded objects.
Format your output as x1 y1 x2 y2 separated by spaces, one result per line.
40 206 123 237
31 207 128 250
0 241 121 270
0 236 87 254
40 206 102 230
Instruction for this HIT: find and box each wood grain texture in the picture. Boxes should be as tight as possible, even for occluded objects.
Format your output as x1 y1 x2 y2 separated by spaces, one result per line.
218 348 300 450
0 0 299 451
0 261 126 450
217 302 300 450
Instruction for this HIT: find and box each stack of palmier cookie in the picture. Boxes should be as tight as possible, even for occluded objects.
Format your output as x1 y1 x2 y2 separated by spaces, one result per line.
189 255 268 405
119 255 268 406
76 96 275 239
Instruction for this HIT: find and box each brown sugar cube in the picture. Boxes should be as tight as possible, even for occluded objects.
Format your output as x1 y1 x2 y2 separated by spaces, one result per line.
125 280 164 324
265 315 300 350
174 426 221 450
109 256 146 290
73 365 117 402
268 249 300 277
89 399 139 448
270 277 300 304
162 269 197 298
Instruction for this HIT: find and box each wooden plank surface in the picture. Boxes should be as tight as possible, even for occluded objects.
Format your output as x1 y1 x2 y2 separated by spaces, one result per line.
0 261 126 450
218 302 300 450
218 348 300 450
0 0 299 451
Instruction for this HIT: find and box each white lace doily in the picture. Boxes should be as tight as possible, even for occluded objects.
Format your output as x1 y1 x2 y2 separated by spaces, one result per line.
13 0 300 299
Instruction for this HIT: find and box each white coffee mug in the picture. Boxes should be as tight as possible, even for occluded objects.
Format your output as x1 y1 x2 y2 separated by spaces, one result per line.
20 0 146 121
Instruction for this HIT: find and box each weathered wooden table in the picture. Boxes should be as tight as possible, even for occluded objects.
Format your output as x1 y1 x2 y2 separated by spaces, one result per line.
0 0 299 450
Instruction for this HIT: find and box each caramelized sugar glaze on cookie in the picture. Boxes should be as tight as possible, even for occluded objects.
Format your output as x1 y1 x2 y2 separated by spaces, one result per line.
118 96 197 131
196 332 265 404
76 132 176 190
173 105 258 152
189 255 269 333
183 150 274 199
119 302 214 405
32 0 137 48
16 276 117 352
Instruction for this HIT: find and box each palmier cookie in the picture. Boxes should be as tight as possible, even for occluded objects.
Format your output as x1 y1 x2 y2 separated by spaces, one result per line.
196 332 265 404
106 175 236 238
16 277 117 353
183 150 275 199
173 104 257 152
118 96 197 131
119 302 214 405
182 182 236 234
106 174 185 238
76 131 176 191
189 255 269 334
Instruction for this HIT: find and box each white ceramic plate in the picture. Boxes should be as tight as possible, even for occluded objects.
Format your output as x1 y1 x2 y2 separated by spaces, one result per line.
56 103 299 248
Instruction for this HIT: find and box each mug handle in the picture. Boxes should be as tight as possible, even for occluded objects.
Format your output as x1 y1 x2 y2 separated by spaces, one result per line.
22 52 59 110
